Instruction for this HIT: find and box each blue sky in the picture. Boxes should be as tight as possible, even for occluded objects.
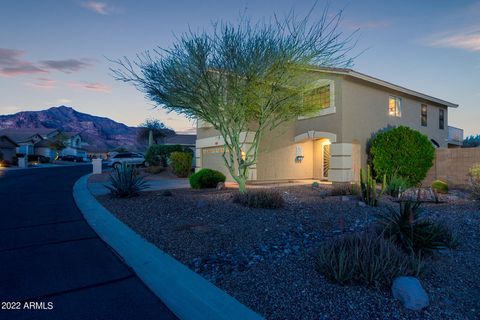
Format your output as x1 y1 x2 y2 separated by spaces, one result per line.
0 0 478 135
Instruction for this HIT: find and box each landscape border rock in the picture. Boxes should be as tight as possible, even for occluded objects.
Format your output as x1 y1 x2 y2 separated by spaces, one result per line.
392 276 429 311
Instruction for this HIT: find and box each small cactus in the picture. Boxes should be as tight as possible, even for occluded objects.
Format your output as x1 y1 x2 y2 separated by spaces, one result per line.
360 165 385 206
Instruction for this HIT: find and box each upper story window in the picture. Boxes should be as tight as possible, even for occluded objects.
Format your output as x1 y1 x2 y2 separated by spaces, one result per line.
439 109 445 130
298 79 335 119
304 84 331 109
421 104 427 127
388 96 402 117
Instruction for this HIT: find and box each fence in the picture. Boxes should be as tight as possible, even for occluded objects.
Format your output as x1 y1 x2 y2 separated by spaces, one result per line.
423 148 480 187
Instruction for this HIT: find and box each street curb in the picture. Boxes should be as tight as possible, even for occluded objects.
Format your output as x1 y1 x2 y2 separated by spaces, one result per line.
73 174 263 320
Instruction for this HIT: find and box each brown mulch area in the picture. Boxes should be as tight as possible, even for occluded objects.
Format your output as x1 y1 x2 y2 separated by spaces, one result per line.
96 186 479 320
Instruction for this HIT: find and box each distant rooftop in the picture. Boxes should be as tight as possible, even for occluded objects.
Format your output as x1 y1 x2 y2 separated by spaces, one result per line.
0 128 58 142
164 134 196 146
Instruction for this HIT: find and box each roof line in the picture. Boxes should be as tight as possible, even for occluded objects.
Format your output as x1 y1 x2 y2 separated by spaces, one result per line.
308 67 459 108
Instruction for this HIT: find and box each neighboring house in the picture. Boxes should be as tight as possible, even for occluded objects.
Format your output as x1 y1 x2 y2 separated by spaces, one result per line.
60 132 88 158
196 67 461 183
0 135 18 163
0 129 47 155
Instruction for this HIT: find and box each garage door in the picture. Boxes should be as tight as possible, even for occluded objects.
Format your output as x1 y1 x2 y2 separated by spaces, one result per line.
202 147 232 180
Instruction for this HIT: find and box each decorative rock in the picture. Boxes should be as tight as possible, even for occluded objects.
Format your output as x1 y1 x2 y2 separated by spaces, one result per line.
216 182 226 190
392 276 429 311
358 201 366 207
341 196 349 202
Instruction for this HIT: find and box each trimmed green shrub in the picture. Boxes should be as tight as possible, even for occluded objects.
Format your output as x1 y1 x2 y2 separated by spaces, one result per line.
312 181 320 188
233 189 284 208
387 174 410 198
189 168 226 189
106 163 149 198
316 232 420 288
431 180 448 194
145 144 184 167
468 163 480 199
376 201 458 254
369 126 435 186
170 152 192 177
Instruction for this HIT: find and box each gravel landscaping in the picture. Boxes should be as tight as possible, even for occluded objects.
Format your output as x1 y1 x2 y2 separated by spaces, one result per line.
96 185 479 320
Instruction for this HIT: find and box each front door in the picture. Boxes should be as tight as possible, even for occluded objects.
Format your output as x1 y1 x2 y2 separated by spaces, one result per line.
322 143 330 179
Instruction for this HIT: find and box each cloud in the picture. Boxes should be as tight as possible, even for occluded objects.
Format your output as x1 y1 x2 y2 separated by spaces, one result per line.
428 28 480 52
81 1 118 15
30 77 56 89
0 48 47 77
40 59 92 73
57 98 72 104
69 81 111 93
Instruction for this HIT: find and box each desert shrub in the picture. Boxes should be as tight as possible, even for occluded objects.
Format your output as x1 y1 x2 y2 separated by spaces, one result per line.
316 232 420 288
145 144 184 167
312 181 320 188
189 168 226 189
376 201 457 254
369 126 435 186
161 189 173 196
468 163 480 199
330 183 360 196
233 189 284 208
431 180 448 194
144 165 165 174
386 174 410 198
0 150 3 161
106 163 149 198
170 152 192 177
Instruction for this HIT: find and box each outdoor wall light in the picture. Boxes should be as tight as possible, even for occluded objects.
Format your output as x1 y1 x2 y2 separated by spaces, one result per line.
295 155 304 162
295 145 304 162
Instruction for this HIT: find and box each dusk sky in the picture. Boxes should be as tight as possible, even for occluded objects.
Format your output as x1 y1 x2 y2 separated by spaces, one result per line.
0 0 478 135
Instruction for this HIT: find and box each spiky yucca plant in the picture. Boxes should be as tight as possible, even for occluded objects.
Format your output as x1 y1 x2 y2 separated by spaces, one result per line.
106 163 149 198
376 201 458 254
360 165 386 206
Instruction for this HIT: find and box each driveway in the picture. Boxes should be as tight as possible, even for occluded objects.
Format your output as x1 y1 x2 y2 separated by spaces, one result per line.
0 166 177 319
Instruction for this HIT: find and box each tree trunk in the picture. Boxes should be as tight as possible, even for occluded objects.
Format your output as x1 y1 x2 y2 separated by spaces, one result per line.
237 175 247 194
148 130 154 147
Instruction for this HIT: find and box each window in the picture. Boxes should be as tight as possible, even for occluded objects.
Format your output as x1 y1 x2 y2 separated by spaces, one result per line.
439 109 445 130
421 104 427 126
388 96 402 117
304 84 331 109
299 80 335 119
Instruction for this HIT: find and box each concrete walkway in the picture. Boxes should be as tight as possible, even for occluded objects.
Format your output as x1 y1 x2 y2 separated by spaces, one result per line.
0 166 176 320
89 177 190 196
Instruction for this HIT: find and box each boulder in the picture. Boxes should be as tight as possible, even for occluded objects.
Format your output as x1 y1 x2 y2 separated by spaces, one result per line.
392 276 429 311
216 182 226 190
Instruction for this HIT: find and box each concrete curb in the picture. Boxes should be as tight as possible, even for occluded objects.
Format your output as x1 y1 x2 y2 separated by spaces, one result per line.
73 174 263 320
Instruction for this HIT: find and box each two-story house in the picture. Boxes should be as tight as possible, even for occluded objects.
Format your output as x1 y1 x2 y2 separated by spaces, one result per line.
195 67 461 184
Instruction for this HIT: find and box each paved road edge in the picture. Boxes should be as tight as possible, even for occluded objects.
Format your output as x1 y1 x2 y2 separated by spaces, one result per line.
73 174 264 320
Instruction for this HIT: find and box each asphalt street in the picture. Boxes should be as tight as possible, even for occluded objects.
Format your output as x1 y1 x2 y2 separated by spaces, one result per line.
0 165 177 320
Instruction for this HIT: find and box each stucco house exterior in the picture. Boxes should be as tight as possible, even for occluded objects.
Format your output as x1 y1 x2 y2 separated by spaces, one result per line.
195 67 461 183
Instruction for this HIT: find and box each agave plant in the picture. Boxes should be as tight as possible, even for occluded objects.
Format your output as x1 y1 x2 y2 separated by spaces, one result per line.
376 201 458 254
106 163 149 198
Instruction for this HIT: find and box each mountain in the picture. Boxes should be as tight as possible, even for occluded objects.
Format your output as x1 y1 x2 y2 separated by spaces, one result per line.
0 106 145 152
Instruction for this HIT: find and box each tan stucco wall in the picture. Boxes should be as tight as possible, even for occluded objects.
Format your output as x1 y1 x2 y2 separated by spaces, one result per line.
341 77 449 165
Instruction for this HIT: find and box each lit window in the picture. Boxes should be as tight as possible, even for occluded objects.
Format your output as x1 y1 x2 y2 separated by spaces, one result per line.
439 109 445 130
304 84 331 109
421 104 427 127
389 96 402 117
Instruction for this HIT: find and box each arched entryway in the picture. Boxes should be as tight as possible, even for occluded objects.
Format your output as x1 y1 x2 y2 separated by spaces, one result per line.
294 131 337 181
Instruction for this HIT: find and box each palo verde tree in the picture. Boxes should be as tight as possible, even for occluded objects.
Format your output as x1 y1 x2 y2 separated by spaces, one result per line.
137 118 175 146
111 8 356 193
